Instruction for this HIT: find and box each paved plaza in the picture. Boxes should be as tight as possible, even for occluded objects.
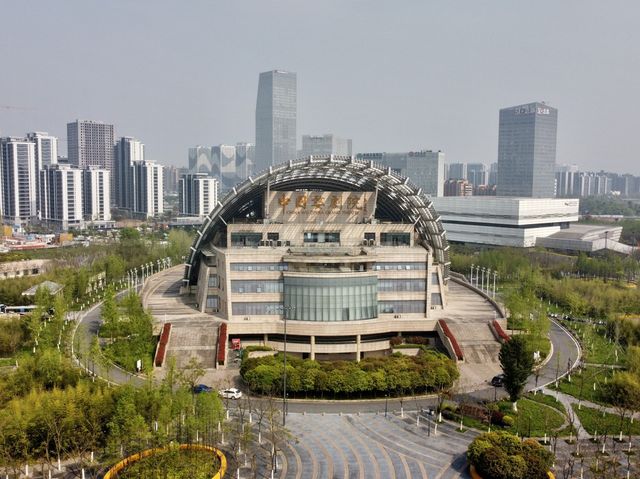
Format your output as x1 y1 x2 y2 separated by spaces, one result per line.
277 411 474 479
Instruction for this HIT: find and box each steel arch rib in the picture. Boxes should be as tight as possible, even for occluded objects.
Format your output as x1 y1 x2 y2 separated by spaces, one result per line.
184 156 450 284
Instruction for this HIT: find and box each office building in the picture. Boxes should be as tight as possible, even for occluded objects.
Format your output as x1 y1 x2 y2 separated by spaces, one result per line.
178 173 219 218
235 142 254 181
114 137 144 209
497 102 558 197
356 150 445 197
183 156 478 363
132 161 163 218
1 137 37 225
26 132 58 169
300 134 352 158
255 70 297 172
488 162 498 186
447 163 466 180
164 165 188 194
444 179 473 197
38 165 83 230
466 163 487 187
213 144 237 190
83 167 111 224
188 146 214 175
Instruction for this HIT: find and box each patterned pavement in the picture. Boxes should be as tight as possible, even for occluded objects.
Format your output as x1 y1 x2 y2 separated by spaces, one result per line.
276 412 475 479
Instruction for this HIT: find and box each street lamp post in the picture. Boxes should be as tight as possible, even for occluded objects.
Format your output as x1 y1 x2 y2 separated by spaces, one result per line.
470 264 475 285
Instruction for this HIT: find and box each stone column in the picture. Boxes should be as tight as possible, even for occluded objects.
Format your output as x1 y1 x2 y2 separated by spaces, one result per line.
310 335 315 360
356 334 361 362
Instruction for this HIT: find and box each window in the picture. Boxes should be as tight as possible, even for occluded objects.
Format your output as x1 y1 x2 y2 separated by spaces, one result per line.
374 262 426 271
303 232 340 243
378 301 425 314
380 233 411 246
206 296 219 311
231 233 262 247
378 279 425 292
208 275 219 288
267 232 279 241
231 280 284 294
232 302 282 315
230 262 289 271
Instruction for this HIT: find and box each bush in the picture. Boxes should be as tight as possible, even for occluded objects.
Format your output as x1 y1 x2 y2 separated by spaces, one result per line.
502 415 514 427
390 336 403 346
490 409 505 426
468 431 553 479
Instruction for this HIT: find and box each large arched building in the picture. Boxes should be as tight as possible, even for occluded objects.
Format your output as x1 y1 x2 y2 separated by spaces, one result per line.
184 156 454 361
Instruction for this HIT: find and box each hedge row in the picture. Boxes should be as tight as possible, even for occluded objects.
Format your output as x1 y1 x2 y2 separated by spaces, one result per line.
240 350 459 398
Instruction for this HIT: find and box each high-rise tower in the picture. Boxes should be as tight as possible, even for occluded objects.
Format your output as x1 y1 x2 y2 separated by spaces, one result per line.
497 102 558 197
255 70 297 172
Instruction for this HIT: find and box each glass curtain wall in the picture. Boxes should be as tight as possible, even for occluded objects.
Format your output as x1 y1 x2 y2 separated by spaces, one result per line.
284 275 378 321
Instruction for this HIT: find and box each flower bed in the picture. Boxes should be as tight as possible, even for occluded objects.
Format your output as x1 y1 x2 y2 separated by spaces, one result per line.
154 322 172 367
492 320 510 343
217 323 227 365
438 319 464 361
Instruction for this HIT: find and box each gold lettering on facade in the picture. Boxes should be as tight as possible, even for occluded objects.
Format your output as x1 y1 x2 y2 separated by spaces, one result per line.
311 195 325 209
296 194 308 209
278 194 290 208
329 194 342 209
347 197 361 210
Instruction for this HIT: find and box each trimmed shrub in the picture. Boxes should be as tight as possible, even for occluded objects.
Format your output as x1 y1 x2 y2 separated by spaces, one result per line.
502 415 514 427
467 431 553 479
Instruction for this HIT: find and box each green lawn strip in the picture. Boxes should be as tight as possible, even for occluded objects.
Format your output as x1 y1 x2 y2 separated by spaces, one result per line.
455 398 565 437
551 366 616 406
498 398 566 437
0 357 15 367
524 392 567 414
521 333 551 358
571 403 640 436
102 335 156 373
560 320 626 366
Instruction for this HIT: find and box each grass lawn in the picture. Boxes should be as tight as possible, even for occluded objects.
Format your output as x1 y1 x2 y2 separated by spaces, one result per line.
103 335 156 373
0 357 15 367
455 397 566 437
560 320 626 366
571 404 640 436
551 366 616 406
524 392 567 414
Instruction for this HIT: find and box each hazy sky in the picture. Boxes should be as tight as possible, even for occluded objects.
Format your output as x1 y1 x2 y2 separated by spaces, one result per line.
1 1 639 174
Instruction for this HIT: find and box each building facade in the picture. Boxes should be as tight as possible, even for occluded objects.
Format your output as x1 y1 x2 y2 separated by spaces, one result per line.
178 173 219 218
446 163 466 180
38 165 83 230
444 179 473 196
432 196 579 247
356 151 445 197
255 70 297 173
466 163 487 187
67 120 115 170
26 132 58 169
1 138 37 225
497 102 558 197
132 161 163 217
114 137 144 209
235 142 254 181
83 167 111 224
188 146 214 176
185 157 453 362
300 134 352 158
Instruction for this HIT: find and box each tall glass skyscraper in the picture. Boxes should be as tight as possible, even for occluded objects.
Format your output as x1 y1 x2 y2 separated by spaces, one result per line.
497 102 558 197
255 70 297 172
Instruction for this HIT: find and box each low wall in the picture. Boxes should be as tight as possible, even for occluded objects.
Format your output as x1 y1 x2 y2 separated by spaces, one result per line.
436 319 464 362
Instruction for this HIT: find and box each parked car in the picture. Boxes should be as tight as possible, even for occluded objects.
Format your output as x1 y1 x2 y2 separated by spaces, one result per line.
491 374 505 387
219 388 243 399
193 384 213 394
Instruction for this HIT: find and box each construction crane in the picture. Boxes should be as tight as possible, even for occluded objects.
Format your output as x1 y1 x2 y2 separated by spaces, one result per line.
0 105 33 111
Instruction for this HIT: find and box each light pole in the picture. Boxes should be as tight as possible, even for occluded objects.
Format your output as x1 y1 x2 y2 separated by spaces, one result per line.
481 267 486 293
470 264 475 285
492 271 497 299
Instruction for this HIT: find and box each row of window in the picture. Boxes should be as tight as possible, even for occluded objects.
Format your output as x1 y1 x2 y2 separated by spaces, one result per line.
231 280 284 294
378 279 426 292
230 263 289 271
230 300 429 317
373 262 426 271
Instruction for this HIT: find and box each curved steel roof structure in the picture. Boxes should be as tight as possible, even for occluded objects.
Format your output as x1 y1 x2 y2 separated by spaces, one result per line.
184 156 450 285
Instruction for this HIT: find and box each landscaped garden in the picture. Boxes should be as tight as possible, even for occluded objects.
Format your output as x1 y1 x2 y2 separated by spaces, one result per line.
241 349 459 398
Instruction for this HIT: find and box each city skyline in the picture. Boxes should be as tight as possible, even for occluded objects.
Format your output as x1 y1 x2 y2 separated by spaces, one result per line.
0 2 638 174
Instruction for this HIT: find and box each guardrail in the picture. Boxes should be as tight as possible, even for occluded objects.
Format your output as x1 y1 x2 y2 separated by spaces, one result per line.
490 319 510 343
217 323 227 366
436 319 464 362
154 323 172 367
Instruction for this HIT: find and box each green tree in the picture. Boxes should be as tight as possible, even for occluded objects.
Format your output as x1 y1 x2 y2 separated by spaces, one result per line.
499 336 534 411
